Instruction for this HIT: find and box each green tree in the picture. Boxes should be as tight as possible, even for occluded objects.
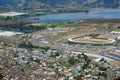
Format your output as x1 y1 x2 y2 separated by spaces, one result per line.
0 73 3 80
68 57 76 65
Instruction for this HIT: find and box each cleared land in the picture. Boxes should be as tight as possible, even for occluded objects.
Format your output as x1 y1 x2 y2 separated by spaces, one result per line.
48 20 120 42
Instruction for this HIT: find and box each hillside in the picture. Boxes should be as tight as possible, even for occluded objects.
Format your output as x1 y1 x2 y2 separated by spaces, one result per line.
0 0 119 10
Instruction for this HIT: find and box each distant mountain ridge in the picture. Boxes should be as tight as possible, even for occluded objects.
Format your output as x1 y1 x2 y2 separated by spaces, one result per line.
0 0 119 10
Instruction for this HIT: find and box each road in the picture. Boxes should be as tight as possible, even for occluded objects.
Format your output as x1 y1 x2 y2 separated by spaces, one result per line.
32 42 120 62
98 48 120 61
100 76 105 80
107 69 114 80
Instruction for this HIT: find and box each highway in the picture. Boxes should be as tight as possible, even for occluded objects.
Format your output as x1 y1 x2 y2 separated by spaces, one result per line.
32 42 120 62
98 48 120 61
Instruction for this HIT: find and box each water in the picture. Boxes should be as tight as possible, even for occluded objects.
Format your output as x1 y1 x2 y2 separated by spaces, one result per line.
27 8 120 23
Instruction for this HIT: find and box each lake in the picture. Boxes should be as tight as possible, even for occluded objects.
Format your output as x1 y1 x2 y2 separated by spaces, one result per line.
27 8 120 23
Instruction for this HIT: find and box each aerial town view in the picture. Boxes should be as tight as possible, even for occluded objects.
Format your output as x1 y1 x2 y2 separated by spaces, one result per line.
0 0 120 80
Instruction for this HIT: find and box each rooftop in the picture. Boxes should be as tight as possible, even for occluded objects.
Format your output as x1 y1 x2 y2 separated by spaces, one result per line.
0 11 28 17
0 30 22 37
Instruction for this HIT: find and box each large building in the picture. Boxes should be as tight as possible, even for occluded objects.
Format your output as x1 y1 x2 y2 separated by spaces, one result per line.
0 12 28 17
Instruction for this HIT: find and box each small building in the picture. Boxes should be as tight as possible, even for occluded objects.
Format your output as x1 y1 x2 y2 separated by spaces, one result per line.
117 36 120 40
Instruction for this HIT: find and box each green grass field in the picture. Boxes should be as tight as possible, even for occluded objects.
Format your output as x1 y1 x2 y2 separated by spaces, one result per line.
48 22 120 43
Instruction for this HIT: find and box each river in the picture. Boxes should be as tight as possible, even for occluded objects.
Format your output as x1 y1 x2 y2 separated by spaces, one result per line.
27 8 120 23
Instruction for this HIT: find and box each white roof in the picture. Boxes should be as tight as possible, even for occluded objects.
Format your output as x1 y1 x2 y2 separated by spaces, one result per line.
0 11 28 17
0 30 22 37
95 58 102 62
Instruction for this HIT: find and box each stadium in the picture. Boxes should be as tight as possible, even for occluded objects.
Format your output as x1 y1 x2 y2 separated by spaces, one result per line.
68 37 116 46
